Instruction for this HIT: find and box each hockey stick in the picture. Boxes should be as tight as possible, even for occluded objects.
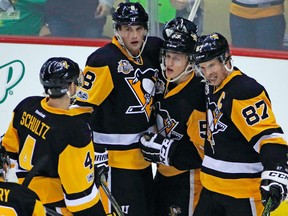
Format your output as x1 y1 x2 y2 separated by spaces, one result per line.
262 197 273 216
45 207 62 216
100 174 124 216
188 0 202 21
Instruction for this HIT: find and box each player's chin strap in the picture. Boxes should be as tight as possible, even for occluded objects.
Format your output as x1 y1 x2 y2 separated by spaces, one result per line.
224 56 234 73
161 61 194 83
195 55 234 85
114 30 148 59
66 90 78 105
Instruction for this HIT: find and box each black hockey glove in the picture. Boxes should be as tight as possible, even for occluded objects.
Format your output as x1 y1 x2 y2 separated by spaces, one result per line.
260 163 288 211
94 149 109 188
139 132 175 166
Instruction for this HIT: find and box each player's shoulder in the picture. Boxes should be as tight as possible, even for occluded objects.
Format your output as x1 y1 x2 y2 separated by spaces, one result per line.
14 96 44 112
145 36 164 51
52 112 92 148
229 68 265 99
86 42 118 67
192 74 206 86
187 75 205 96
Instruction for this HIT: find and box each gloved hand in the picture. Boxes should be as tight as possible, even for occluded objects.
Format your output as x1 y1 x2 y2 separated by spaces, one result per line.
0 139 18 183
94 149 109 188
260 164 288 211
139 132 175 166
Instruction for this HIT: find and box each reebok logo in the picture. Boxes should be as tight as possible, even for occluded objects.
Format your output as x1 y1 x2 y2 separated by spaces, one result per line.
0 60 25 104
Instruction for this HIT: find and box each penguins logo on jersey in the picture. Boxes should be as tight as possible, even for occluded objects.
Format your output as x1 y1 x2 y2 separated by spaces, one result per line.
155 102 183 140
125 68 157 121
207 97 227 152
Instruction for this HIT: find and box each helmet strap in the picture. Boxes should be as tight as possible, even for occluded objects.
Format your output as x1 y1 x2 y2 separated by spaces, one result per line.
223 55 233 73
161 61 194 84
114 29 148 59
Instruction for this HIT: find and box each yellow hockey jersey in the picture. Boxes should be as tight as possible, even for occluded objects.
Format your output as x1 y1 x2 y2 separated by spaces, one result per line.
201 68 287 199
2 96 104 215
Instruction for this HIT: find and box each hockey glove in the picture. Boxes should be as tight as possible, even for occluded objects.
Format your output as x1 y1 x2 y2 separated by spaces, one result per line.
94 149 109 188
139 132 175 166
260 163 288 211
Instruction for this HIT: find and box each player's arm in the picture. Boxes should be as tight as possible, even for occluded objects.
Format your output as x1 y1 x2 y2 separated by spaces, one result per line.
139 132 202 170
77 65 114 106
2 97 33 159
2 114 19 154
58 139 105 215
260 144 288 212
232 87 288 211
2 113 21 173
140 108 205 170
231 90 286 149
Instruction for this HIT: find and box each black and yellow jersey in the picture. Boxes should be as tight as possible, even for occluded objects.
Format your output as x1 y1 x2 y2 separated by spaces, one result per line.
0 181 46 216
77 36 163 170
230 0 284 19
154 72 206 176
2 96 104 215
201 68 287 199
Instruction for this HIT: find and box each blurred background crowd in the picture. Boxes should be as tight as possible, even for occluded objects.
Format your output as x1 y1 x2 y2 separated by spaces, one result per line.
0 0 288 51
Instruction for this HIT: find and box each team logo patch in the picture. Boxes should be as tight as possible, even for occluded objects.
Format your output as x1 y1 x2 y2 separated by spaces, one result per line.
76 89 89 101
210 33 220 40
86 172 94 183
117 60 133 74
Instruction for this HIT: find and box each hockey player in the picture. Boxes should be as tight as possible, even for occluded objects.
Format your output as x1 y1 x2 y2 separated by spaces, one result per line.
190 33 288 216
76 2 163 215
2 57 106 215
0 138 46 215
139 17 206 216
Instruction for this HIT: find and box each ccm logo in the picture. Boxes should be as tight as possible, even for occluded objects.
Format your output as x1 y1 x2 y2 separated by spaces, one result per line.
269 172 288 180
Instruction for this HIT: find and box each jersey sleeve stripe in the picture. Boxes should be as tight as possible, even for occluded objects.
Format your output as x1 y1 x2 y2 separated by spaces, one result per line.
202 155 263 174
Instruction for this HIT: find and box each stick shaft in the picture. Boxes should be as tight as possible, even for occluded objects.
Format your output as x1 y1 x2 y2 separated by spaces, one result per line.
188 0 202 21
262 197 273 216
45 207 62 216
100 175 124 216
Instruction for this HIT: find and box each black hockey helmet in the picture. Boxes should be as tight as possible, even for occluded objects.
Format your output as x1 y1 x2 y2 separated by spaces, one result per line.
193 32 230 65
39 57 82 98
163 17 198 40
160 18 198 83
112 2 148 30
161 17 198 62
161 31 197 60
